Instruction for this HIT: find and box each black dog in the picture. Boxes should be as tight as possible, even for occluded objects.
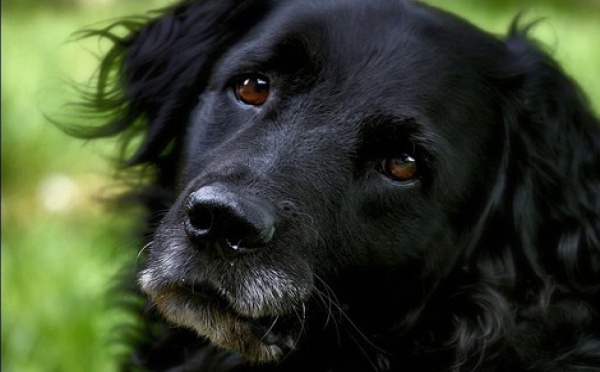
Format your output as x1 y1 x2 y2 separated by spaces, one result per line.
71 0 600 370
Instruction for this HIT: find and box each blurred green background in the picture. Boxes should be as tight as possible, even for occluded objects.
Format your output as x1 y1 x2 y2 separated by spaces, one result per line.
2 0 599 371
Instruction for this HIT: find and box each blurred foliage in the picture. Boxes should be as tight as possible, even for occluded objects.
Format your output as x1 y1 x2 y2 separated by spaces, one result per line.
2 2 175 371
3 0 117 10
2 0 598 371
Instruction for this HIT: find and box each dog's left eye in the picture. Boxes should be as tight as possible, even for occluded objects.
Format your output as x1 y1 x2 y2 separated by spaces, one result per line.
233 75 270 106
381 154 418 182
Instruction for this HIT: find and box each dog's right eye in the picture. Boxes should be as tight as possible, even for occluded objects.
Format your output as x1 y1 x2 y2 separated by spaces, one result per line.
381 154 418 182
233 75 270 106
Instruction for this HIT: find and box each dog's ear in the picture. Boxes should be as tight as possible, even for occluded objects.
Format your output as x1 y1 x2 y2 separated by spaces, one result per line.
70 0 274 166
447 25 600 368
500 25 600 295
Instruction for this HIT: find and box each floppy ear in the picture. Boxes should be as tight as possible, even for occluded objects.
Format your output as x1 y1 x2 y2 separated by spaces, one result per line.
445 25 600 369
71 0 274 166
500 27 600 295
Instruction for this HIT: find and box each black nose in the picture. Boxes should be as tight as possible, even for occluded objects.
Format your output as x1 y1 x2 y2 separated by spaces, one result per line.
184 185 275 254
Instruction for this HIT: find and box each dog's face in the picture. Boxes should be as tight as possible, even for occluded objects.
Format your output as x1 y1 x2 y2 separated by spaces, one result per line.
138 0 519 362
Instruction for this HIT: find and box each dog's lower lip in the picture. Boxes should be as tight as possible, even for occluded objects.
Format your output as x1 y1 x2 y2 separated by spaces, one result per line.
177 281 295 345
247 315 296 346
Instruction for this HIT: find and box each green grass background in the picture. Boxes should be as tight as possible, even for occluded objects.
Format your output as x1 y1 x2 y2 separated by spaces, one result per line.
2 0 599 371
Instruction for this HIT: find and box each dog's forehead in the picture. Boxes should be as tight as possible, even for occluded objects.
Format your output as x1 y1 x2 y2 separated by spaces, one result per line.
254 0 434 69
221 0 503 91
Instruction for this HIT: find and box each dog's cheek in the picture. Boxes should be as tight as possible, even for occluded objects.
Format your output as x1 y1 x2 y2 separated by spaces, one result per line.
331 188 455 289
337 188 422 260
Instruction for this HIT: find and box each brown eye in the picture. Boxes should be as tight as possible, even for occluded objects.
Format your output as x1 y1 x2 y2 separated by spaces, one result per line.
382 154 418 182
234 76 270 106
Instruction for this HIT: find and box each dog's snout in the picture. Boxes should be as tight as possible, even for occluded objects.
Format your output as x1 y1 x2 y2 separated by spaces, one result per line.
184 185 275 253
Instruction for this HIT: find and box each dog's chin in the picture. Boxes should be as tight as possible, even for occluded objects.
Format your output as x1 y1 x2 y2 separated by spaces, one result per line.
140 281 304 362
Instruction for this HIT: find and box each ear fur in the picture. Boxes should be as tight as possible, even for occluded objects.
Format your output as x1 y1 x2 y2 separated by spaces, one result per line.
502 24 600 295
69 0 275 167
446 22 600 369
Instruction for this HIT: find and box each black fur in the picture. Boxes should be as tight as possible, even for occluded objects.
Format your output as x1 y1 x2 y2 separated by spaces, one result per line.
67 0 600 370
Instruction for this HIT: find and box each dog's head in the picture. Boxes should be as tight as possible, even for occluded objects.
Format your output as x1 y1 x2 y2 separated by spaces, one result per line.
79 0 600 366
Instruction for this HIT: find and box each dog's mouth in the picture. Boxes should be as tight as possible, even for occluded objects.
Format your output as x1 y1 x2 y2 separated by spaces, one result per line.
141 276 304 361
178 281 300 346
